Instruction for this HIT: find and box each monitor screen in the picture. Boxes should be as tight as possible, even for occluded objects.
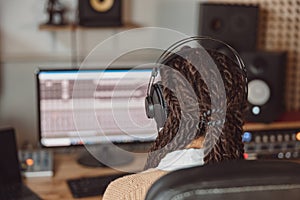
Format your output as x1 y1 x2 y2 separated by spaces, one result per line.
36 68 157 147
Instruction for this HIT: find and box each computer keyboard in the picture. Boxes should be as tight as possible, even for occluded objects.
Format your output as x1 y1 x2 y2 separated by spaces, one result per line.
67 172 133 198
18 149 54 177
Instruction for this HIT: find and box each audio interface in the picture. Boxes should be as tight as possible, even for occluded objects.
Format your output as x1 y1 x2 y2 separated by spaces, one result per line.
242 128 300 160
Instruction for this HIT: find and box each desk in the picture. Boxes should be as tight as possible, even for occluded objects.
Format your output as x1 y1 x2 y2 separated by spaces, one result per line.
24 153 300 200
24 121 300 200
24 153 147 200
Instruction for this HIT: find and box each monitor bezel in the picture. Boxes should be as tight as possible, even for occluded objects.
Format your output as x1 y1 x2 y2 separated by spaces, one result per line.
35 67 155 148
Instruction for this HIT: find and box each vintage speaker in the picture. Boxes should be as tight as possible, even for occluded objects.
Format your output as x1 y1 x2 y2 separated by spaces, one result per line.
78 0 122 27
198 3 259 53
241 51 287 123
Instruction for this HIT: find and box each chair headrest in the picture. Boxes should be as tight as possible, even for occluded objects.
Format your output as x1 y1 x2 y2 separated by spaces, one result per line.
145 160 300 200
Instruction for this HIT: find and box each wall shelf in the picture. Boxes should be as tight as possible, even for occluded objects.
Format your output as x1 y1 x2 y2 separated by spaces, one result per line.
38 23 141 31
39 24 75 31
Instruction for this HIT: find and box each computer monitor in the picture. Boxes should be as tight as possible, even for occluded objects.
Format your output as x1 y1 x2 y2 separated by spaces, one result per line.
36 68 157 167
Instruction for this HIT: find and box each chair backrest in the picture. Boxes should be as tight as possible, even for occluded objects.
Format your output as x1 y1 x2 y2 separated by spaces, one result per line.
145 160 300 200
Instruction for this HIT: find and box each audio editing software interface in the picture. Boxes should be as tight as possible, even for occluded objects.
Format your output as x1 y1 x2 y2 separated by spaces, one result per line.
37 69 156 147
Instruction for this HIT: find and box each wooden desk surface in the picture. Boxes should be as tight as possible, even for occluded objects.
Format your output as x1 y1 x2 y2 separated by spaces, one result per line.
24 153 148 200
243 120 300 131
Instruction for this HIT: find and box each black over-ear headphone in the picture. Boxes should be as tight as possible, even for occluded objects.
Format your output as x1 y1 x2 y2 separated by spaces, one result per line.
145 36 247 129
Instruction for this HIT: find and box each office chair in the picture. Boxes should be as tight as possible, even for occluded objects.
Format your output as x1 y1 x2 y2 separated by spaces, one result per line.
145 160 300 200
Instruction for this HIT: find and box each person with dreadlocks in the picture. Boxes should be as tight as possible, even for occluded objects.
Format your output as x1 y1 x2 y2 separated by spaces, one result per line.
103 42 248 200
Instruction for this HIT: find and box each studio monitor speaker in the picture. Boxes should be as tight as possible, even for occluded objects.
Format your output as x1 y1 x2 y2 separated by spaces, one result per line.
78 0 122 27
241 51 287 123
198 3 259 52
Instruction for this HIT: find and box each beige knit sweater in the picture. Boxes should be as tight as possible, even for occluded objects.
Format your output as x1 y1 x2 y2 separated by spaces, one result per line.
102 169 168 200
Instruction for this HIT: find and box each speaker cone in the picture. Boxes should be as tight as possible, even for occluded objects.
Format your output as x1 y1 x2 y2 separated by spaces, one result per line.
90 0 114 12
247 79 271 106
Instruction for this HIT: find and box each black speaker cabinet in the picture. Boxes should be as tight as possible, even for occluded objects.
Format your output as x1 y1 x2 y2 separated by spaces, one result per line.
241 51 287 123
198 3 259 53
78 0 122 27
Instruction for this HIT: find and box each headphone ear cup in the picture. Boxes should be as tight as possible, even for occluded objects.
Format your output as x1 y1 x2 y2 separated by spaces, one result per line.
152 82 168 128
145 95 154 119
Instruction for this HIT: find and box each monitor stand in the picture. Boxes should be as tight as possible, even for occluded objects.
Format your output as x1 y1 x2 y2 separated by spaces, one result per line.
77 144 134 168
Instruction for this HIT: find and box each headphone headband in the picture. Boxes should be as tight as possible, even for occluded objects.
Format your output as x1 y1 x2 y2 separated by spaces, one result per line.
146 36 248 98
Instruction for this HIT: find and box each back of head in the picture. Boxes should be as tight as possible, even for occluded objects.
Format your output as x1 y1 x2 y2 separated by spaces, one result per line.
145 46 247 169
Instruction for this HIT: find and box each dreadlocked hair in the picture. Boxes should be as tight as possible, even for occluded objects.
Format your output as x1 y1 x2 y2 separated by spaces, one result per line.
144 47 247 169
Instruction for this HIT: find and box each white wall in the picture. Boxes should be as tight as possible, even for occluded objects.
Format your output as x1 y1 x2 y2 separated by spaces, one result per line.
0 0 203 147
0 0 202 61
0 62 72 147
